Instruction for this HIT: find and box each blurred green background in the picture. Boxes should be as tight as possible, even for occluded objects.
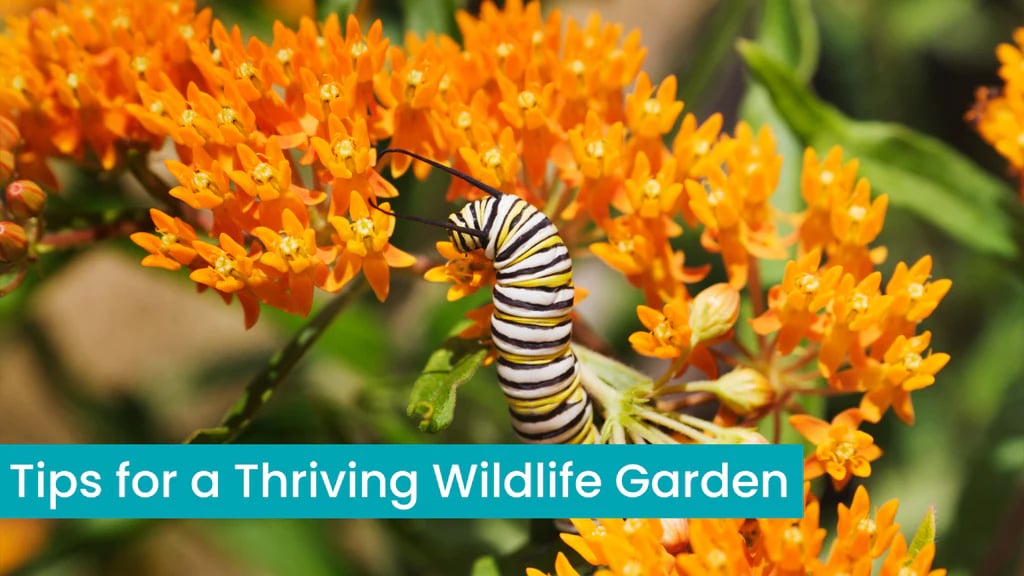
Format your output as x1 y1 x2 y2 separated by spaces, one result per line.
1 0 1023 575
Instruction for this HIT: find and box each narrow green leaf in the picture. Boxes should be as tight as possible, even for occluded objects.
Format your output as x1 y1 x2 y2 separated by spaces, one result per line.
678 2 755 111
738 40 1021 260
471 555 502 576
756 0 819 83
400 0 458 37
907 505 938 559
315 0 358 20
407 336 488 433
185 281 368 444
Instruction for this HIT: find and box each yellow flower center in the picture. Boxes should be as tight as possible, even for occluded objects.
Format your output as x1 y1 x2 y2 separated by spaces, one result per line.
616 238 634 253
320 82 341 102
334 138 355 160
820 170 835 185
903 352 922 371
517 90 537 110
51 24 70 38
694 140 710 155
569 59 585 77
11 76 26 92
179 25 195 40
277 48 293 64
654 321 675 344
623 518 644 534
354 217 375 240
622 561 643 576
211 49 222 65
252 162 275 184
644 178 661 200
81 6 94 19
531 30 543 47
496 42 513 59
350 41 368 58
439 74 452 92
131 57 149 75
705 548 728 570
149 101 165 115
797 273 819 294
856 517 877 537
160 233 178 251
907 282 924 300
783 524 803 546
66 73 79 90
179 109 197 127
585 140 605 159
590 525 607 538
218 107 239 126
192 171 213 191
279 235 303 258
643 98 662 116
1017 133 1024 147
897 568 918 576
214 255 238 278
483 147 502 169
707 188 725 207
112 14 130 28
455 110 472 130
237 61 258 80
848 205 866 222
833 440 855 461
850 293 869 313
406 69 424 87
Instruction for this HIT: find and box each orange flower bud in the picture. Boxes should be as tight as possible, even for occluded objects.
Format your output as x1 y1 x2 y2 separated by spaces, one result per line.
690 367 774 415
0 221 28 269
6 180 46 220
689 282 740 346
0 116 18 150
0 150 14 183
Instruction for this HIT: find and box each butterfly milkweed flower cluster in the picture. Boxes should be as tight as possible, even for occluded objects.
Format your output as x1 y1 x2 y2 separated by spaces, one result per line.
0 1 950 574
969 26 1024 199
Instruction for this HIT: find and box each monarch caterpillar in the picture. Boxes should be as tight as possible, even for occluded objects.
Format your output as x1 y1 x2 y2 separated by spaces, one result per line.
380 148 597 445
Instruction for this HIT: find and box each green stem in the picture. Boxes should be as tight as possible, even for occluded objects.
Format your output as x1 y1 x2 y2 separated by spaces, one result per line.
184 278 369 444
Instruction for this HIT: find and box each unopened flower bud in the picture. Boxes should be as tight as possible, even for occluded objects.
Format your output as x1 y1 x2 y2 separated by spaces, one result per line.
0 221 28 267
714 426 769 444
689 283 740 346
659 518 689 554
6 180 46 220
0 150 14 183
0 116 19 150
689 367 774 415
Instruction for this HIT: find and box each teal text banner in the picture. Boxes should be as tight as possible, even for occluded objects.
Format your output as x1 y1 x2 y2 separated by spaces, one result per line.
0 444 803 519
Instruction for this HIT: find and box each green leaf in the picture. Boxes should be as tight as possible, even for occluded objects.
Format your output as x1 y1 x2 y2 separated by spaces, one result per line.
407 336 488 433
755 0 819 83
401 0 458 37
471 555 502 576
738 40 1021 260
185 282 368 444
678 2 755 111
315 0 358 20
907 505 938 559
205 519 347 576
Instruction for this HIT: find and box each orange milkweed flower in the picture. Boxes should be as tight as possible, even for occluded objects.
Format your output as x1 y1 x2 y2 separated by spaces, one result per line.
757 497 827 575
620 153 683 235
374 44 446 178
818 271 893 377
859 331 949 424
561 518 676 576
251 208 329 316
326 192 416 300
629 300 692 359
130 208 199 271
309 115 396 217
878 536 946 576
675 519 751 576
832 485 901 563
875 256 951 350
789 408 882 491
625 72 683 170
424 241 495 302
751 250 844 355
190 233 266 328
